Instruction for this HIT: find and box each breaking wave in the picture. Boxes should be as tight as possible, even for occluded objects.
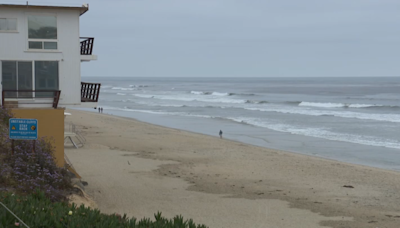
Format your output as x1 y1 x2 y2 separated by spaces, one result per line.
99 106 400 150
245 107 400 123
129 85 150 88
132 94 247 104
225 117 400 150
111 87 135 91
190 91 255 96
298 101 397 109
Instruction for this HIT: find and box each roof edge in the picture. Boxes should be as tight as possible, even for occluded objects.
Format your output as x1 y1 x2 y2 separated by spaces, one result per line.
0 3 89 16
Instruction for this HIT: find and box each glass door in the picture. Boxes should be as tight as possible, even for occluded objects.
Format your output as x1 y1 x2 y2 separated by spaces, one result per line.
1 61 33 98
18 62 33 98
2 61 17 98
34 61 58 97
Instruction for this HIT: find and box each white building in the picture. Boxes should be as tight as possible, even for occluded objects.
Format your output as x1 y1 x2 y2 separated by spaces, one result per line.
0 3 100 108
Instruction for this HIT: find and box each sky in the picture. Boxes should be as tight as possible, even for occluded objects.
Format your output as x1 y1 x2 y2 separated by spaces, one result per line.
10 0 400 77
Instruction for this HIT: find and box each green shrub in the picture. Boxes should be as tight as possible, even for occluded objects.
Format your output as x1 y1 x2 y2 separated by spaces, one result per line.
0 190 208 228
0 107 72 201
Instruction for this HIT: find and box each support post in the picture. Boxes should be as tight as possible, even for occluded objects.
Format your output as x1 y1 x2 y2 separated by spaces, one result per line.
11 139 14 155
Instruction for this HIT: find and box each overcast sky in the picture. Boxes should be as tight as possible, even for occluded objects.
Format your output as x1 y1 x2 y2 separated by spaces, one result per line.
19 0 400 77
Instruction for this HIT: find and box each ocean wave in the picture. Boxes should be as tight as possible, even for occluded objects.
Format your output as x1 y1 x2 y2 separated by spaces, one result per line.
298 101 391 109
212 92 230 96
190 91 228 96
111 87 135 91
99 106 400 149
245 107 400 123
132 94 247 104
129 85 149 88
190 91 255 96
299 102 344 108
117 93 126 96
285 101 302 105
225 117 400 150
117 106 214 119
246 100 269 104
133 94 155 99
191 91 208 95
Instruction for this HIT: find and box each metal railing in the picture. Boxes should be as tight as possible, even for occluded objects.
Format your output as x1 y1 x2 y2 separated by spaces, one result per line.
64 121 86 148
1 90 61 109
80 37 94 55
0 202 30 228
81 82 101 102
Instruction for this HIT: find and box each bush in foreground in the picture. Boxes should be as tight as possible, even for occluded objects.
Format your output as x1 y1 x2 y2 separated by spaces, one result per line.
0 190 208 228
0 108 72 201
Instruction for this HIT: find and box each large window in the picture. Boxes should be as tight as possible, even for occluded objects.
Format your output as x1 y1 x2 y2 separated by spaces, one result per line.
35 61 59 90
28 15 57 50
1 61 58 98
0 18 17 31
1 61 33 97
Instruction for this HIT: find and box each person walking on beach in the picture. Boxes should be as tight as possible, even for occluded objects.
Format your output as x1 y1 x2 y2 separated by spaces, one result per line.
98 107 101 113
101 107 103 113
219 130 223 139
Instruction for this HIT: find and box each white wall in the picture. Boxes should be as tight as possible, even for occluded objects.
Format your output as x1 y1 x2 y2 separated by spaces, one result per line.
0 7 82 106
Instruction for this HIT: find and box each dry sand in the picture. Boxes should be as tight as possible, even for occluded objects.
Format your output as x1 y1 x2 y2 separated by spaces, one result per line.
65 110 400 228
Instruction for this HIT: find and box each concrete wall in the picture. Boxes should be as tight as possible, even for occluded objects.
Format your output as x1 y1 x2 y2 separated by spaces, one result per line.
0 7 82 106
11 108 65 167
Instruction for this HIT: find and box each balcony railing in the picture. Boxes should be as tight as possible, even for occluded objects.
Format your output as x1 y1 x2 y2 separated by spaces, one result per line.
81 82 101 103
80 37 94 55
1 90 61 109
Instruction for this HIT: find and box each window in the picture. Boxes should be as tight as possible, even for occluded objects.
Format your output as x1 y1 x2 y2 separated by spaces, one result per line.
1 61 58 98
28 15 57 50
0 18 17 31
35 61 59 97
1 61 33 98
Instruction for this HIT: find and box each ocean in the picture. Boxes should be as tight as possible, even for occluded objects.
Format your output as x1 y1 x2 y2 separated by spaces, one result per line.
80 77 400 171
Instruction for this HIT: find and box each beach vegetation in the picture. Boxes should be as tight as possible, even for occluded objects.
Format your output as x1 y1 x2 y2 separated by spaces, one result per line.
0 107 208 227
0 190 208 228
0 107 72 201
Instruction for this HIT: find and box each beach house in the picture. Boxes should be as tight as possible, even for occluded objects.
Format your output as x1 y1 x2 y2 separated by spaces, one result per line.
0 3 100 167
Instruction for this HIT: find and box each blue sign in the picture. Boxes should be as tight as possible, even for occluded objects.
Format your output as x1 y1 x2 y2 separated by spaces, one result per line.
9 118 38 140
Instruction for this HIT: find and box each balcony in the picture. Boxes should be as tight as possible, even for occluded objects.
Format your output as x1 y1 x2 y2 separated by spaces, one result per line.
80 37 97 62
1 90 61 109
81 82 101 103
1 83 101 109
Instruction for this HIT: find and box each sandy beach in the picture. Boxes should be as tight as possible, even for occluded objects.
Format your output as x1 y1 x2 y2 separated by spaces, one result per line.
65 109 400 228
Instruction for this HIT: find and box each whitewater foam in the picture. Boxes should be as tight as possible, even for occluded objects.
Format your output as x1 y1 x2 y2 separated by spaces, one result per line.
191 91 206 95
225 117 400 150
245 107 400 123
299 102 384 109
190 91 255 97
111 87 135 91
211 92 229 96
118 106 214 119
132 93 247 104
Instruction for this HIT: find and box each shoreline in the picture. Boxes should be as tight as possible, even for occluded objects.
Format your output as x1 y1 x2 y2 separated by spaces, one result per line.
77 107 400 173
65 109 400 228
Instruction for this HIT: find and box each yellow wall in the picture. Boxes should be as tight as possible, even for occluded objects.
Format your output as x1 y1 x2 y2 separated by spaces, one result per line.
11 108 65 167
